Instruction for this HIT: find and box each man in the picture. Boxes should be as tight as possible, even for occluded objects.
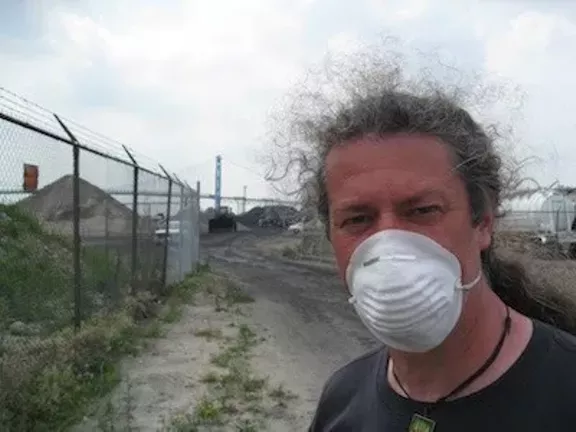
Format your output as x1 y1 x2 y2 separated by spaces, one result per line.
306 90 576 431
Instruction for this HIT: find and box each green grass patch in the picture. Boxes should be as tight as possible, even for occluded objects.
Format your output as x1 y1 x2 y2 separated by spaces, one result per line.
0 204 133 333
0 309 140 430
209 324 258 369
0 216 214 432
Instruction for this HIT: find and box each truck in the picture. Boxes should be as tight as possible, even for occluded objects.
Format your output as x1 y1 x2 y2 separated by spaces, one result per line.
208 206 237 233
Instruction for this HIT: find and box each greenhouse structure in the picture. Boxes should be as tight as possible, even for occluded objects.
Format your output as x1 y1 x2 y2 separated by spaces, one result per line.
498 189 576 251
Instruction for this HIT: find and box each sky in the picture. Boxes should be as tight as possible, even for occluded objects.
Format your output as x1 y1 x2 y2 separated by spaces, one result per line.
1 0 575 212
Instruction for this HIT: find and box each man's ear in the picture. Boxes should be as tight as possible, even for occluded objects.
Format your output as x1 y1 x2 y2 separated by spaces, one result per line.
476 210 495 251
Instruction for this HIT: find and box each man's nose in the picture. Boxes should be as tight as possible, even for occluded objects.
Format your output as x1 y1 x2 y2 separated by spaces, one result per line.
374 211 405 232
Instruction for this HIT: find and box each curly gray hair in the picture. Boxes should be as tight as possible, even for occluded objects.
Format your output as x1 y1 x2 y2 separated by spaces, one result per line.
266 38 576 334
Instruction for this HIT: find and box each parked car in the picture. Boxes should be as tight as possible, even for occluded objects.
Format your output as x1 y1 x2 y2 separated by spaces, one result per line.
154 220 181 245
287 221 304 234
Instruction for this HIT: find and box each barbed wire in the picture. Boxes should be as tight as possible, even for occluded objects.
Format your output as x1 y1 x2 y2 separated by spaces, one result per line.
0 87 167 177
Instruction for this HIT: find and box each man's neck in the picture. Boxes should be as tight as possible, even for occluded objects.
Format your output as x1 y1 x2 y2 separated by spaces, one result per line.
386 284 532 402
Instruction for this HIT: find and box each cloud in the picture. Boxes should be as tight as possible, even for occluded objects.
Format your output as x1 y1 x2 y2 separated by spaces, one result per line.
2 0 576 203
326 32 362 55
365 0 576 185
368 0 430 23
484 11 576 84
0 0 318 200
483 9 576 183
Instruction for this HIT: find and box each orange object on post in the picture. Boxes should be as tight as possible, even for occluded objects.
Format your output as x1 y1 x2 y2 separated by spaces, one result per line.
23 164 39 192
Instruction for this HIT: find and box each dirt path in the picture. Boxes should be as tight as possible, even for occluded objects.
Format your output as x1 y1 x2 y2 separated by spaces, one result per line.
203 232 378 409
75 230 376 431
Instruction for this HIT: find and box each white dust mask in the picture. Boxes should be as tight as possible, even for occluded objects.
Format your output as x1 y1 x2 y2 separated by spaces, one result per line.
346 229 481 353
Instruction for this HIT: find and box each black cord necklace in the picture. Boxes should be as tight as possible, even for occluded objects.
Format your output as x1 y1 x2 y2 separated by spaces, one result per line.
393 306 512 432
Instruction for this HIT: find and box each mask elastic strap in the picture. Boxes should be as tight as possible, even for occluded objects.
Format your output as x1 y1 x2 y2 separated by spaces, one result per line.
457 270 482 291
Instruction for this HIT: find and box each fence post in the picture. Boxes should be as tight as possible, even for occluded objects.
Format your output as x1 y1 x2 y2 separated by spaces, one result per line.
104 200 110 262
159 165 173 289
54 114 83 331
123 146 139 294
173 174 185 279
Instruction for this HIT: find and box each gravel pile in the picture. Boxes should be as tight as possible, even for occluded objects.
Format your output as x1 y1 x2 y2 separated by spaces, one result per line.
17 175 135 237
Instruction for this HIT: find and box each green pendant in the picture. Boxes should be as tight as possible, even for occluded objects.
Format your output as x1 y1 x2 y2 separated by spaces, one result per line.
408 413 436 432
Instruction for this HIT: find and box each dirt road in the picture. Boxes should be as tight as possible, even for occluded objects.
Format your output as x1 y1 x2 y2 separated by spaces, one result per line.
201 230 378 423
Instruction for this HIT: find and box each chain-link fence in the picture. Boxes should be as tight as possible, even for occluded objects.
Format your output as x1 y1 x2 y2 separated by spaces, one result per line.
0 90 200 426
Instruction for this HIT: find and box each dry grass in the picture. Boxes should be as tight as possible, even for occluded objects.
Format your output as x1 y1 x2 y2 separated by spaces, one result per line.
493 231 569 260
494 246 576 300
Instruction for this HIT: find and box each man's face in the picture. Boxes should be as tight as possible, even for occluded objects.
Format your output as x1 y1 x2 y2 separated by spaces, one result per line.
325 133 493 284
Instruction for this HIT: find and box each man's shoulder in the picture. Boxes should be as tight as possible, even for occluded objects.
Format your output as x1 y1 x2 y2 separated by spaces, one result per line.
309 346 385 430
528 320 576 394
529 320 576 414
536 319 576 357
323 346 386 396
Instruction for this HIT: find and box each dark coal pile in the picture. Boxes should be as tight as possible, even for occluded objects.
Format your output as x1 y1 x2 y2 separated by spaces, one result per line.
237 205 301 227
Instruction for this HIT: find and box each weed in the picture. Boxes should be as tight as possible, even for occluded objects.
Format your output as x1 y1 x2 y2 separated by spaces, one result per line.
197 261 211 273
223 282 255 305
235 418 262 431
0 319 128 430
140 320 164 338
200 371 220 384
269 384 298 409
210 350 235 369
214 295 228 313
210 279 254 313
281 245 299 259
96 399 116 432
194 328 223 340
94 379 136 431
172 317 297 430
193 396 224 425
243 376 267 394
161 301 183 323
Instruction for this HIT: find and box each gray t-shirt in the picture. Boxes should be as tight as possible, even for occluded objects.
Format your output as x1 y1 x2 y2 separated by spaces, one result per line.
308 319 576 431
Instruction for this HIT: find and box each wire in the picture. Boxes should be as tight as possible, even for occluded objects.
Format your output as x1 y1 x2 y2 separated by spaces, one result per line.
0 87 169 177
174 157 215 175
225 158 267 179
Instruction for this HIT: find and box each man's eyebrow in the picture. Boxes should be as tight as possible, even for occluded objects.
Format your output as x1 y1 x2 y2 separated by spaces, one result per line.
333 203 373 214
333 189 447 213
402 188 446 205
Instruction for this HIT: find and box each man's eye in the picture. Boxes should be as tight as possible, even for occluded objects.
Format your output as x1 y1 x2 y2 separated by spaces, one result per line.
342 215 371 226
411 205 442 215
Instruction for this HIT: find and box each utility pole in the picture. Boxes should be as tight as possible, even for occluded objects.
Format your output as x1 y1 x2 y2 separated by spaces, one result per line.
242 185 247 214
215 155 222 212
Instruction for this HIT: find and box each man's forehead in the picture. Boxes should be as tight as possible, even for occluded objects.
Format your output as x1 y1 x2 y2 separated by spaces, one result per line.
327 162 458 191
327 135 455 174
331 183 451 210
